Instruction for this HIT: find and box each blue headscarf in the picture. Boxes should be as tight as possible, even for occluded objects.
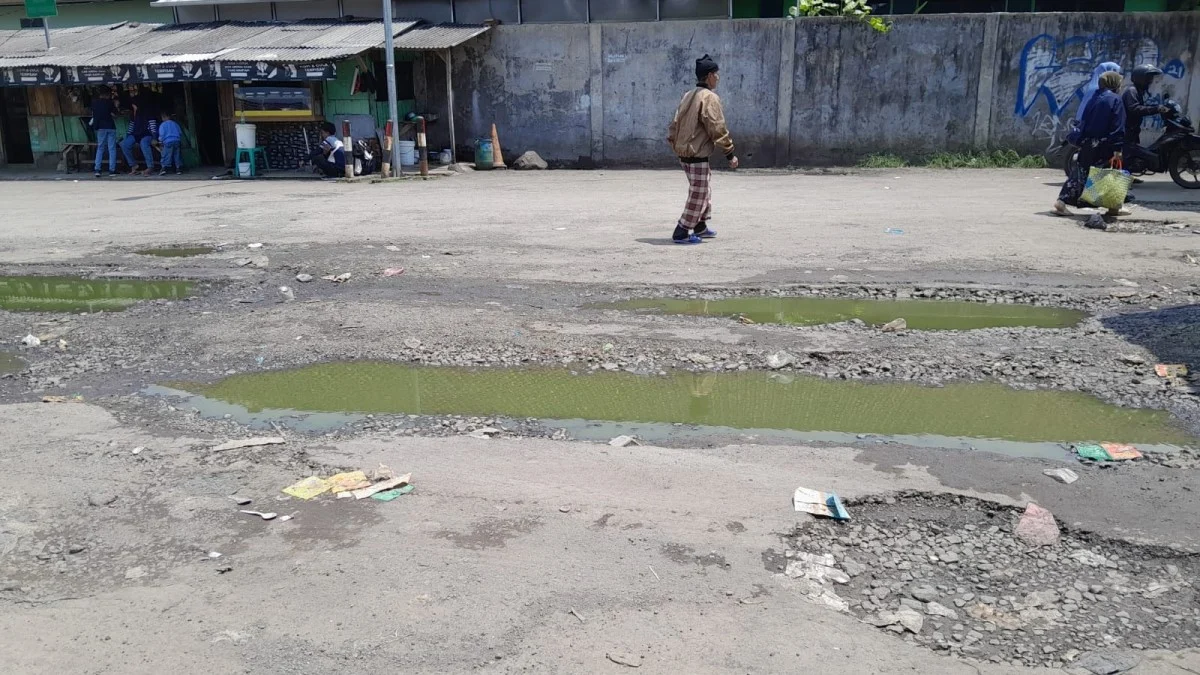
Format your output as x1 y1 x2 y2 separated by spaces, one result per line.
1075 62 1122 122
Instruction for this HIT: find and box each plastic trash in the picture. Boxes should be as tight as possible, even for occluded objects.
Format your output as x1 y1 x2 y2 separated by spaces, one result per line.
1043 468 1079 484
371 484 415 501
793 487 850 521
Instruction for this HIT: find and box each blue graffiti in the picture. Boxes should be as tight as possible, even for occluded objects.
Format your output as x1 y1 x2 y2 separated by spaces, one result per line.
1015 33 1186 119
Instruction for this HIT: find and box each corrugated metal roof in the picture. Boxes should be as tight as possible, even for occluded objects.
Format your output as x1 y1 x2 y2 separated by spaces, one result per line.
392 23 490 50
0 19 456 70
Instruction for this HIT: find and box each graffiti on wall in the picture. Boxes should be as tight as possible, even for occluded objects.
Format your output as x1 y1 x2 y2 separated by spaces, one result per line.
1015 33 1187 136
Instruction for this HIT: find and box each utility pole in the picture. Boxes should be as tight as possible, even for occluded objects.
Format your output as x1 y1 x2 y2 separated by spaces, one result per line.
381 0 402 176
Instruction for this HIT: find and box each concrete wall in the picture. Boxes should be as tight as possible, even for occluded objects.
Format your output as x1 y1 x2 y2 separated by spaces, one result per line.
447 12 1200 167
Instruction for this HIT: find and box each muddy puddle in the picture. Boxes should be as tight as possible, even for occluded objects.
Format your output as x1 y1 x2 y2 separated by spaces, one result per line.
605 297 1086 330
0 276 194 312
166 363 1194 447
0 352 24 374
135 246 215 258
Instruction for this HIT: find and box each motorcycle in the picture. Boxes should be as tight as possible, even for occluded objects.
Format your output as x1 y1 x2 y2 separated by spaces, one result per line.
1063 99 1200 189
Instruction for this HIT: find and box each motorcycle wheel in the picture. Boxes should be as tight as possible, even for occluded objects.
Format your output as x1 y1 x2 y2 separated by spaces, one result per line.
1168 148 1200 189
1063 150 1078 178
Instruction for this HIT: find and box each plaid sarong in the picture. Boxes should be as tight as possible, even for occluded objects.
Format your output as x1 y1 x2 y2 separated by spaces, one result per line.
677 161 712 230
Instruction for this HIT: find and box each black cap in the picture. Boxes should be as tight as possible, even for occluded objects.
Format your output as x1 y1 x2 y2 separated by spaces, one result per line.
695 54 719 81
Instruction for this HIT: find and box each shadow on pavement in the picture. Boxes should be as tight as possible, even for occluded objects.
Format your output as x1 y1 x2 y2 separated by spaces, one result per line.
1102 303 1200 374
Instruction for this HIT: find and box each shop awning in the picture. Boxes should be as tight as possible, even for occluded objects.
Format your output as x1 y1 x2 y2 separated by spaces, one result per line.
391 23 490 51
0 18 486 86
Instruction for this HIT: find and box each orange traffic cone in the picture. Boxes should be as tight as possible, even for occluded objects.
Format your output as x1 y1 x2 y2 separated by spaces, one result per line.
490 123 506 169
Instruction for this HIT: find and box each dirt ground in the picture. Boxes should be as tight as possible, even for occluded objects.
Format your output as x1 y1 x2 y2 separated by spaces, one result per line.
1 169 1200 674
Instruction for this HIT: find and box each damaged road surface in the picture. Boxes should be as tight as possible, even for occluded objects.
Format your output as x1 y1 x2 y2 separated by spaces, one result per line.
2 172 1200 674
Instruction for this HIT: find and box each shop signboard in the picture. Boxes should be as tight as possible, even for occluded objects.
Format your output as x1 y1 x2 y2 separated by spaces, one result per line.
65 65 138 85
1 65 62 86
212 61 335 81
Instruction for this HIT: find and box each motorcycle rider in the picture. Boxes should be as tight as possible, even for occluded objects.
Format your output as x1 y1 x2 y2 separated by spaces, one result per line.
1122 64 1174 179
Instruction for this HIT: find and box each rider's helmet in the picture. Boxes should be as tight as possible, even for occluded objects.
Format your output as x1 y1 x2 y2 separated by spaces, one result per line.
1130 64 1163 90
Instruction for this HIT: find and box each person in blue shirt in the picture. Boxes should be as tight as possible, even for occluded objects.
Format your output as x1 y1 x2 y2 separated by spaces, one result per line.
90 88 119 177
307 121 346 178
158 112 183 176
1055 71 1125 216
120 102 159 176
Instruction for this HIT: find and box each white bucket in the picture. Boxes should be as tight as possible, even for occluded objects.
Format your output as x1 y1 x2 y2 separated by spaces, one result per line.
237 162 251 177
235 123 257 150
398 140 417 166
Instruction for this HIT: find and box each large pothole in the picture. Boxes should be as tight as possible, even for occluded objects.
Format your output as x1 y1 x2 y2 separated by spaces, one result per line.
779 492 1200 669
163 363 1197 447
603 296 1087 330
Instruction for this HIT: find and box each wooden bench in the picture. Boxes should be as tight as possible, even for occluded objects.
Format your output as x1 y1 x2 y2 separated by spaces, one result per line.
60 142 99 173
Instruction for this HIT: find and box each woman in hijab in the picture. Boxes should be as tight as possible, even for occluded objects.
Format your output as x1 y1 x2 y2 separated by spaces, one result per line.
1075 62 1122 123
1055 71 1126 216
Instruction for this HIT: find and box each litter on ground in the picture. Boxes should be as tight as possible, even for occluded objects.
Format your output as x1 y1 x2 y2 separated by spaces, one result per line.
211 437 285 452
793 486 850 521
1075 442 1143 462
282 476 332 500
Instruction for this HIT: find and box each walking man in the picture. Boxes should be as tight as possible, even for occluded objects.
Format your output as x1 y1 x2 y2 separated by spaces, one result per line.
667 54 738 245
90 89 118 177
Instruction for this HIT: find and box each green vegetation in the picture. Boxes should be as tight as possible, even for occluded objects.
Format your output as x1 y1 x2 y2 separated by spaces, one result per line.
858 150 1048 170
789 0 891 33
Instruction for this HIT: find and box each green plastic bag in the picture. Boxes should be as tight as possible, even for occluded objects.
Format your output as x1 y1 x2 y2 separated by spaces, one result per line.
1080 166 1133 211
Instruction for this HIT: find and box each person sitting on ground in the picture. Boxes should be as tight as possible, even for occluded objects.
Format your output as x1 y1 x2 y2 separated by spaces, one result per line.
305 122 345 178
1054 71 1126 217
158 112 183 176
120 103 158 176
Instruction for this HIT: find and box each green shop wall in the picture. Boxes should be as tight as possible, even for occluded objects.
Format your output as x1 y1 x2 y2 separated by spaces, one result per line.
0 0 170 30
322 53 415 128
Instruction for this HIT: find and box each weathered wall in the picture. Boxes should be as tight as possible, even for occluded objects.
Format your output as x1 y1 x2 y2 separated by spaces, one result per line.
600 20 783 166
988 11 1200 157
449 25 593 164
791 16 985 164
449 12 1200 167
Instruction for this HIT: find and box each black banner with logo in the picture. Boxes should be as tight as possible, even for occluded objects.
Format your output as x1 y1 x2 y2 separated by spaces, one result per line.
1 66 64 86
3 61 336 87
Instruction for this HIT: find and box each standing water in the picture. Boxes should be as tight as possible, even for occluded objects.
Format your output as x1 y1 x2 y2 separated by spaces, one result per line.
604 297 1087 330
179 364 1194 446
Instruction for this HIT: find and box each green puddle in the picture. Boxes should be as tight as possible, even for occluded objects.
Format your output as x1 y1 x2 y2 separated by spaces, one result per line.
0 352 24 375
605 297 1087 330
0 276 194 312
135 246 215 258
180 363 1194 446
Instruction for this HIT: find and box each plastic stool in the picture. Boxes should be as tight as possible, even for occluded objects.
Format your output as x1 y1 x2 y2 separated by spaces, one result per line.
234 147 266 177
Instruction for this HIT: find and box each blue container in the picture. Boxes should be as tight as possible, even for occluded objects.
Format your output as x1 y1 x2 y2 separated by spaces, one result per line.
474 138 494 170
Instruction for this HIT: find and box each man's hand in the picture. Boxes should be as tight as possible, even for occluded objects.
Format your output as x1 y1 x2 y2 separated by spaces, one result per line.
729 156 740 170
1159 105 1173 115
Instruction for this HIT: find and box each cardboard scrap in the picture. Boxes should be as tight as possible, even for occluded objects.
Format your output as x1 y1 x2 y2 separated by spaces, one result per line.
371 484 415 502
351 473 412 500
327 471 371 494
793 487 850 521
212 437 285 452
282 476 332 500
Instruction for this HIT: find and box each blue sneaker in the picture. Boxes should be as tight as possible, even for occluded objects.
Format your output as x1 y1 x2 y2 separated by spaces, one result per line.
673 234 703 245
696 228 717 239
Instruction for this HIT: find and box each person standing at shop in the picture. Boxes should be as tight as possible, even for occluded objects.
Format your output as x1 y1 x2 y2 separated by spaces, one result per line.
120 102 158 176
158 112 183 176
90 89 118 178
